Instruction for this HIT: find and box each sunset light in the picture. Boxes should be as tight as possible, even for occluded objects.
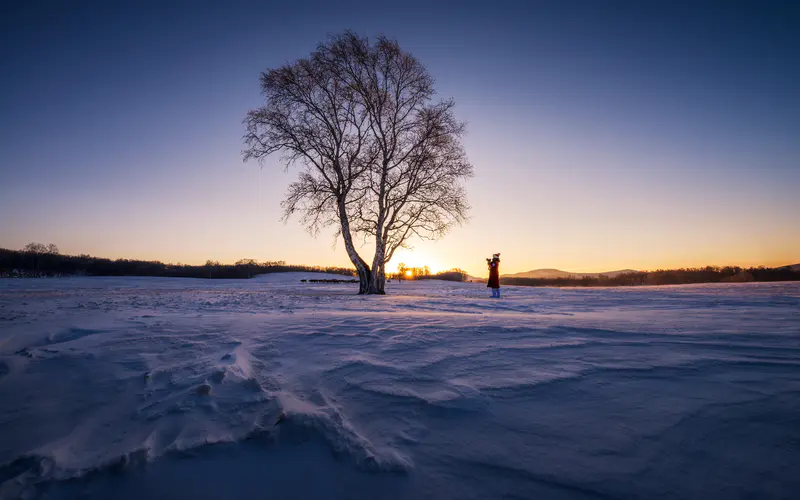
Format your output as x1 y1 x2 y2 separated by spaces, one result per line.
389 249 443 275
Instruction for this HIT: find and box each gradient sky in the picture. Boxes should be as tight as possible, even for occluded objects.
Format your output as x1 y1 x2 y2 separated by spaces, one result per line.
2 0 798 277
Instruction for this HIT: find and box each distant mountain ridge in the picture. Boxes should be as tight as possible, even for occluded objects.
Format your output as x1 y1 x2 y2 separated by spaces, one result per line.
502 268 638 279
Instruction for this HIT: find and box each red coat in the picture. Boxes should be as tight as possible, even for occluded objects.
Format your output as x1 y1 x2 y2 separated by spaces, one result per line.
487 259 500 288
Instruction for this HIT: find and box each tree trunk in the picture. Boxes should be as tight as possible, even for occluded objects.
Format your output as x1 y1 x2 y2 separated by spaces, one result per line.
377 261 387 294
356 262 372 294
338 200 372 294
369 261 386 294
369 236 387 294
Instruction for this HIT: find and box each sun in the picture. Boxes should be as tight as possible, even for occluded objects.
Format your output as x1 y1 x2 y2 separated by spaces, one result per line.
405 270 413 278
388 249 442 275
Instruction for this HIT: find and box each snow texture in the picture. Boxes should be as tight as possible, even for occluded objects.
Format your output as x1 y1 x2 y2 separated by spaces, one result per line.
0 276 798 499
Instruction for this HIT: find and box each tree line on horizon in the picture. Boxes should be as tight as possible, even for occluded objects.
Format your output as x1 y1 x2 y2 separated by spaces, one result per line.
500 266 800 287
0 245 355 279
2 244 797 286
389 263 470 282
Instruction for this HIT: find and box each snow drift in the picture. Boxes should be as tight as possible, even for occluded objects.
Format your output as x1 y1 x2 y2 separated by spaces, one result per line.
0 276 798 499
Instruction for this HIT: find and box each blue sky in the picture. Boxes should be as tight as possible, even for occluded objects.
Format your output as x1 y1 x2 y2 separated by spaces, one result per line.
2 0 798 275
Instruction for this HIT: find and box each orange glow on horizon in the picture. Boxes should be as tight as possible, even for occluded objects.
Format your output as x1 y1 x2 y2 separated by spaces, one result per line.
388 249 444 275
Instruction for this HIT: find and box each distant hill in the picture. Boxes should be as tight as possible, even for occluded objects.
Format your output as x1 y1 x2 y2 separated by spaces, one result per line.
502 269 572 279
502 268 638 279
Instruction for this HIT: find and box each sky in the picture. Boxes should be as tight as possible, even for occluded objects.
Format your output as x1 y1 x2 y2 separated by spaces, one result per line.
1 0 798 277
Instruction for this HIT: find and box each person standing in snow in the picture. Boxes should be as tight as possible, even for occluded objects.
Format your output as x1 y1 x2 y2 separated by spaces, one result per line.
487 253 501 298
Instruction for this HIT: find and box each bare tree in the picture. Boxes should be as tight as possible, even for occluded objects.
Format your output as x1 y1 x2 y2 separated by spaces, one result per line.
326 34 473 293
23 242 47 254
23 242 57 273
235 258 258 278
244 32 472 294
23 242 58 254
243 36 375 293
397 262 408 280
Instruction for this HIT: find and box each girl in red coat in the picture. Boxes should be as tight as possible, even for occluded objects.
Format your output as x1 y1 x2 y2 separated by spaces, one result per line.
487 253 501 298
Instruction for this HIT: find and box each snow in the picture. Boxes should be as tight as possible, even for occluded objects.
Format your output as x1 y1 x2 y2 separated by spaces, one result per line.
1 275 799 499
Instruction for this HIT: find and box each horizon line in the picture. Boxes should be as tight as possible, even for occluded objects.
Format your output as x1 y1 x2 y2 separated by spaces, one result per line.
2 246 796 276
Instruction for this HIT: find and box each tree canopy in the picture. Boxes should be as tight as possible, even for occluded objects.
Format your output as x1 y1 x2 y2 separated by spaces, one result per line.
244 32 472 294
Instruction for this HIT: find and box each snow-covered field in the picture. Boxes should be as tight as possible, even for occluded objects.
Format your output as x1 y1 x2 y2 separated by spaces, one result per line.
1 275 798 499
